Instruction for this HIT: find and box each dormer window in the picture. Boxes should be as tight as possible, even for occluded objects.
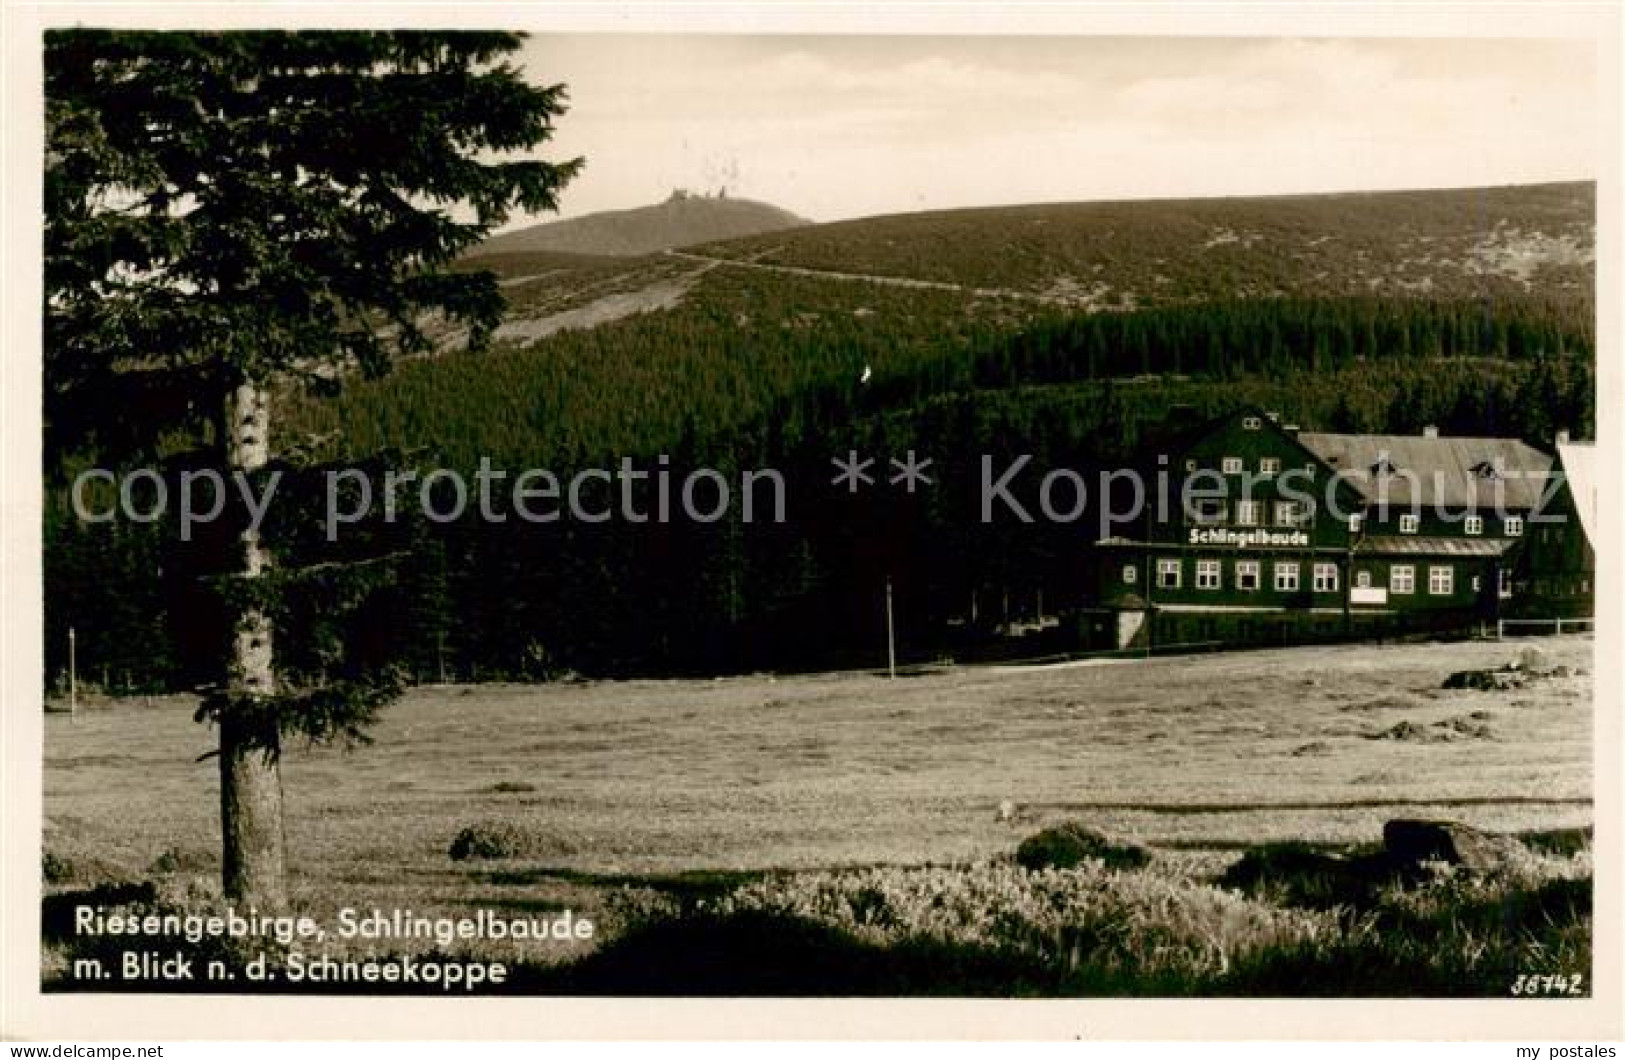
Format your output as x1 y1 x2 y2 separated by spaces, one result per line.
1242 416 1262 430
1372 456 1399 477
1221 456 1243 474
1259 457 1281 476
1399 513 1420 534
1470 460 1502 481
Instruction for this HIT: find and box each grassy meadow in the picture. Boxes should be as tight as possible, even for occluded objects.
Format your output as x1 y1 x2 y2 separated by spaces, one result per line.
42 636 1594 995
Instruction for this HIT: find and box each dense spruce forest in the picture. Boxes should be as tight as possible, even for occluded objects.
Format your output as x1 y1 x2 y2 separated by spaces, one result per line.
44 188 1596 691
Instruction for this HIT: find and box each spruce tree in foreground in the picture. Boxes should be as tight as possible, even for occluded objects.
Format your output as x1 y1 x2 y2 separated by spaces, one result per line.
44 30 581 909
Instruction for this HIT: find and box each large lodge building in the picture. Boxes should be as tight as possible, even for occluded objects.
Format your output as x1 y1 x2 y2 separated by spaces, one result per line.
1081 408 1594 651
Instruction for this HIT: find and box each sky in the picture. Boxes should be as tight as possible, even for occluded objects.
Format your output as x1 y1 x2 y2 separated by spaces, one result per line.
505 35 1598 227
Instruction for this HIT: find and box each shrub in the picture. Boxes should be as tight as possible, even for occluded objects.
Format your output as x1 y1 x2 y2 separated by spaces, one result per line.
42 850 74 884
1220 841 1387 909
449 821 527 860
1014 822 1150 871
148 846 217 875
447 819 575 861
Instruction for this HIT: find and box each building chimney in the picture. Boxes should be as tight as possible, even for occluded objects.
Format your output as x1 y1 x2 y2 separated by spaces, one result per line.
1556 429 1571 446
1422 425 1438 438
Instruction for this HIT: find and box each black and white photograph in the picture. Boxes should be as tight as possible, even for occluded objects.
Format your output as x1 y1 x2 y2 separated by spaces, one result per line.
3 1 1621 1043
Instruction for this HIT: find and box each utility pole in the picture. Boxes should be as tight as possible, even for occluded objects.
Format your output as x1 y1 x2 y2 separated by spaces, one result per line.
885 575 897 680
68 626 77 722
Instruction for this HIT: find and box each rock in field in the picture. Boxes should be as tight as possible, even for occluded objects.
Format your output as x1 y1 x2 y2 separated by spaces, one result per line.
1382 818 1528 875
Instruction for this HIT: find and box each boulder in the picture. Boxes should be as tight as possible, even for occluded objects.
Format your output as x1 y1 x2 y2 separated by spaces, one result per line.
1382 819 1527 875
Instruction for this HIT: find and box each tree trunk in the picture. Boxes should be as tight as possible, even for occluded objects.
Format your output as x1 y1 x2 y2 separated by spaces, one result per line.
220 381 288 912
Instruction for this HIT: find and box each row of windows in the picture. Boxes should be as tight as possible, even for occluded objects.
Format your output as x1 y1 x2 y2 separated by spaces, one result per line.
1128 560 1460 595
1189 499 1311 527
1131 559 1337 592
1184 505 1525 537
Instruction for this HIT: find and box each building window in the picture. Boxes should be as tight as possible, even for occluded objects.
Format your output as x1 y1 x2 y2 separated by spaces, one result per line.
1196 560 1221 590
1313 563 1339 593
1121 564 1137 585
1303 463 1316 477
1235 500 1261 526
1428 565 1454 596
1274 561 1300 592
1243 416 1262 430
1273 500 1308 527
1505 516 1524 537
1190 499 1227 525
1348 512 1364 534
1185 459 1198 472
1472 575 1482 593
1236 560 1260 591
1499 568 1514 599
1464 515 1483 536
1157 558 1181 589
1390 565 1415 594
1399 513 1420 534
1259 457 1281 476
1355 570 1372 589
1221 456 1243 474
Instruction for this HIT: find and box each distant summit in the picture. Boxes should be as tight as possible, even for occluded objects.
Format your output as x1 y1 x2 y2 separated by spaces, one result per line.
470 190 810 258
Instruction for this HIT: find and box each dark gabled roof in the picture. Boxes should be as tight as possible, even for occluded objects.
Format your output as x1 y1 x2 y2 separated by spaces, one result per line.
1295 432 1553 510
